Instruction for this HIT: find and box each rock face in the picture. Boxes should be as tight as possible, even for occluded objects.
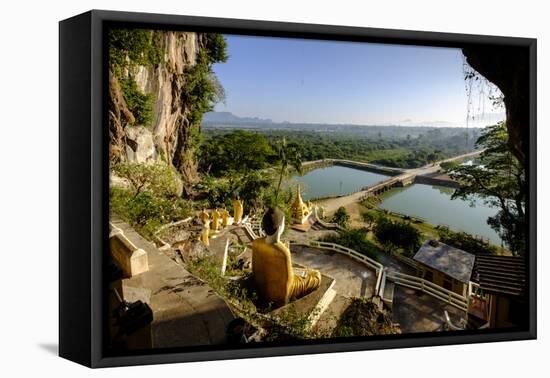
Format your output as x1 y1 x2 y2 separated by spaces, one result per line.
463 46 529 166
125 126 157 163
109 31 205 184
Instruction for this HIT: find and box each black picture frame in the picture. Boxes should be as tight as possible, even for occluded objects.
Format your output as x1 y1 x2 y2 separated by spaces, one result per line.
59 9 537 368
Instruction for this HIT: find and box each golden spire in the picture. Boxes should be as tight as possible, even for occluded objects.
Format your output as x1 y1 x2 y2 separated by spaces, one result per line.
293 184 304 209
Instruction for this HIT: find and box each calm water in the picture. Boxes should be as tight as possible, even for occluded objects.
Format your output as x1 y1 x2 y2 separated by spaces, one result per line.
294 165 389 200
296 165 502 245
379 184 502 244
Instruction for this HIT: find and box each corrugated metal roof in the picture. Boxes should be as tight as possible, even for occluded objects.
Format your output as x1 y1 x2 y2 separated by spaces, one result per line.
413 240 475 283
472 255 526 297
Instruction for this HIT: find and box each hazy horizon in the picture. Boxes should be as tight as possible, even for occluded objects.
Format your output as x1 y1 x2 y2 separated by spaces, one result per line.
212 35 504 127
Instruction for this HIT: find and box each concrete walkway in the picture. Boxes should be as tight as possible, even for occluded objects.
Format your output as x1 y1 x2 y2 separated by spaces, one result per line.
290 245 377 299
110 216 235 349
392 286 466 333
290 243 466 334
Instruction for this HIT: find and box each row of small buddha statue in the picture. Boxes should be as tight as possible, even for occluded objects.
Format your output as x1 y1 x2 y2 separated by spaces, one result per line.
198 198 244 246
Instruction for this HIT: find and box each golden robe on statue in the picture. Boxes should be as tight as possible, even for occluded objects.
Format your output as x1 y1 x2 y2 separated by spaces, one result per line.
252 237 321 307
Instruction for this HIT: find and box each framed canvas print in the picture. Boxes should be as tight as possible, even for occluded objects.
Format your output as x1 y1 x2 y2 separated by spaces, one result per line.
59 10 536 368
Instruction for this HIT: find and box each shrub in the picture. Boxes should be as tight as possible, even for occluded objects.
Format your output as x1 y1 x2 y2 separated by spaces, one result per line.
113 162 180 197
331 207 350 228
119 77 154 127
111 162 188 238
437 227 497 255
110 187 190 239
321 228 382 262
373 216 421 256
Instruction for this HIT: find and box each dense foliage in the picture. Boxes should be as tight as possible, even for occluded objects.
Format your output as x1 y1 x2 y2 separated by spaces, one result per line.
202 127 479 169
182 35 228 128
111 163 190 238
321 228 382 262
331 207 350 228
109 28 163 73
450 122 526 255
119 77 154 127
373 215 422 256
199 130 274 175
437 227 497 255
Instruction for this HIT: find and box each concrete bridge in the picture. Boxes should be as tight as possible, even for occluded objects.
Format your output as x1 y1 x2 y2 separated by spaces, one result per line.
314 150 483 213
361 149 484 196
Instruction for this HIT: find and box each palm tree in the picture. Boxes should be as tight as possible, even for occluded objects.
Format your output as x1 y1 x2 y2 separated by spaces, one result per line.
274 137 303 200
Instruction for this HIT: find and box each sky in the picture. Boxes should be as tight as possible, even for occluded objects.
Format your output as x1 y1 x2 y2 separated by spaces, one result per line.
212 35 504 126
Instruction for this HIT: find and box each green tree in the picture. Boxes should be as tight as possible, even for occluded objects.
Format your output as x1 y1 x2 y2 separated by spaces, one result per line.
450 123 526 255
201 130 274 175
373 216 421 255
332 207 350 228
109 29 163 73
274 137 303 200
321 228 382 262
440 161 460 172
361 211 376 230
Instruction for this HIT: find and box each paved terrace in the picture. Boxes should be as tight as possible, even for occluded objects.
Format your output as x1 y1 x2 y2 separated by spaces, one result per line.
289 243 467 334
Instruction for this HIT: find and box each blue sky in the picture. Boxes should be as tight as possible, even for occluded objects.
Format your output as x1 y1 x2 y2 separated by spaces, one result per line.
212 35 503 126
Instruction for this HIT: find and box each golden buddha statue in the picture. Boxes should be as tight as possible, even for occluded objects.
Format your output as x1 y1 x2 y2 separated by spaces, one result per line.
200 220 210 246
290 185 311 224
233 198 244 224
199 209 209 225
220 208 230 228
252 207 321 307
212 208 220 232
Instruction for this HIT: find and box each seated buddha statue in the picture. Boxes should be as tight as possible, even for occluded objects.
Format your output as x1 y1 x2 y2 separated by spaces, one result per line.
252 207 321 307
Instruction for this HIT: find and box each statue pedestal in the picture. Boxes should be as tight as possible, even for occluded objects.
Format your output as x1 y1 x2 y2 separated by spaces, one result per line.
268 271 335 329
290 213 316 232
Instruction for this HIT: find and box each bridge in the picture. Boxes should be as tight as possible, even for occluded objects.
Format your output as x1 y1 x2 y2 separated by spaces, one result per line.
314 150 483 213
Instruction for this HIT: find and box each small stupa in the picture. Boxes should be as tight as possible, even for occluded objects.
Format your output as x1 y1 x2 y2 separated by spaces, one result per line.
290 185 311 225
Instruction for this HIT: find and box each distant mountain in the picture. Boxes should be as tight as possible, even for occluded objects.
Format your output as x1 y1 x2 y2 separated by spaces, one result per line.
202 111 273 124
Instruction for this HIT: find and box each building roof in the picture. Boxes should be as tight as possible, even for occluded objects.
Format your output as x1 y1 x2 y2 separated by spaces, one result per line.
413 240 475 283
472 255 526 297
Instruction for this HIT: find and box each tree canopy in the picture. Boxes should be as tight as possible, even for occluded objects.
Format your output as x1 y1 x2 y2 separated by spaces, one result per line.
450 122 526 255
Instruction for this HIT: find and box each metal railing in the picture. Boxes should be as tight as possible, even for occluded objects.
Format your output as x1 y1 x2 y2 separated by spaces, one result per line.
386 271 468 312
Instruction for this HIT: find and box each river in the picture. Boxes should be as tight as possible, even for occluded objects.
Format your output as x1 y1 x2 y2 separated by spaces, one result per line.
294 165 502 245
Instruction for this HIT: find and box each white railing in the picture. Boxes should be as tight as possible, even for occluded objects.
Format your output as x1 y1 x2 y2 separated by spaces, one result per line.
307 240 469 311
389 251 417 269
386 271 468 312
309 241 384 295
242 222 259 240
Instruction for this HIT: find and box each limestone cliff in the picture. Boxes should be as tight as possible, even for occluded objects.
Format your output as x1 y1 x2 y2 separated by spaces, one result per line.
109 31 210 186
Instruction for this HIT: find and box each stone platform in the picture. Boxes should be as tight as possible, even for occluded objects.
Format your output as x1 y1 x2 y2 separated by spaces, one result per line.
109 216 235 350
